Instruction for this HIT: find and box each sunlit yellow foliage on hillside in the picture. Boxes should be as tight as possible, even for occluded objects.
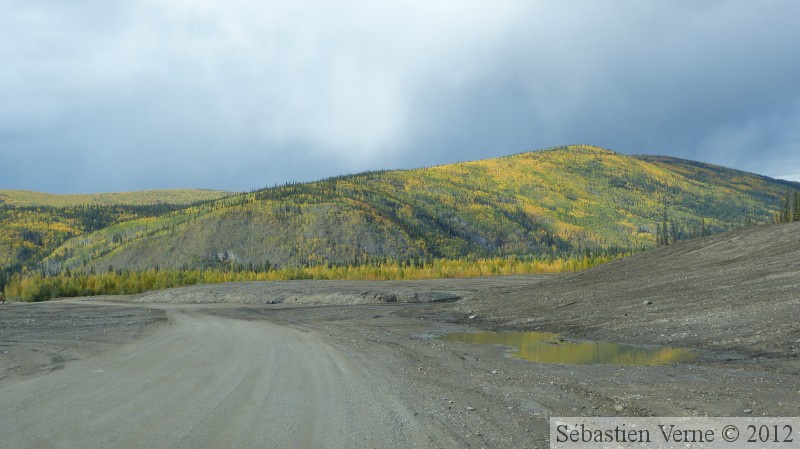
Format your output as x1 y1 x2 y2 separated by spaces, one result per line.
4 253 619 301
39 145 795 276
3 145 796 301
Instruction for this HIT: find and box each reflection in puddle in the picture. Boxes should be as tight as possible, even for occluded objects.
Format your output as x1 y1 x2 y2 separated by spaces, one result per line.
440 331 698 365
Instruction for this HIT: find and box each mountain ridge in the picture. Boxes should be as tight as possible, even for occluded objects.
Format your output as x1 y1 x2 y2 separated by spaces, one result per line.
33 145 797 274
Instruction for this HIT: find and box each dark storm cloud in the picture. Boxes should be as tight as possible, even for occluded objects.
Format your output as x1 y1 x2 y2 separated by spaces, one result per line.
2 0 799 193
392 1 800 177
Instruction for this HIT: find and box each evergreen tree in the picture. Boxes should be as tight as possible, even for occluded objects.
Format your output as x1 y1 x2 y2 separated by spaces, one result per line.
794 191 800 222
659 205 670 246
780 191 792 222
670 219 680 242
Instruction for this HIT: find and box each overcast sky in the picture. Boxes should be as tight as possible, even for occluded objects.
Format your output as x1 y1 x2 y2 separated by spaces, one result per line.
2 0 799 193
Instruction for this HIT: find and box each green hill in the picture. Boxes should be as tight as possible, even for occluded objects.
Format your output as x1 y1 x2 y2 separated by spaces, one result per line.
0 189 232 279
0 189 231 208
35 145 797 274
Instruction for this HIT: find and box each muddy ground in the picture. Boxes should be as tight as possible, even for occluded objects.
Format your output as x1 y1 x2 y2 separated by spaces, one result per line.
1 223 799 448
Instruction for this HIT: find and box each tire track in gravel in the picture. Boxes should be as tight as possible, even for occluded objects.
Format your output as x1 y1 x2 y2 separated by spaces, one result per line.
0 307 456 449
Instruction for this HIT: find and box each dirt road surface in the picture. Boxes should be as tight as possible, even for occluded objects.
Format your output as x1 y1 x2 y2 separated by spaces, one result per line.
2 222 799 448
1 305 460 448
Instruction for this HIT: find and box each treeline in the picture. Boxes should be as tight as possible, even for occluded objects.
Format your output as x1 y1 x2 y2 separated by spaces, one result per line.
2 252 624 302
776 190 800 222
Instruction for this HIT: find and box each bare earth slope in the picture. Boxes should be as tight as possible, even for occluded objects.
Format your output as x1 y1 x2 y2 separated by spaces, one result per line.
457 221 800 357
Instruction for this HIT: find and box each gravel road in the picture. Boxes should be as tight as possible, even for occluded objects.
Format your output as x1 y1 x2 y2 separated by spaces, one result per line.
0 305 459 449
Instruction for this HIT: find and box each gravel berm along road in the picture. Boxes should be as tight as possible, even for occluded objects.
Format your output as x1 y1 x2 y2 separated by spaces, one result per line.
0 305 456 449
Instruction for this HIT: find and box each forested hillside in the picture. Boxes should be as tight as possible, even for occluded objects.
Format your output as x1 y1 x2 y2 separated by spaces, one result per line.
40 146 798 274
0 190 231 291
3 145 798 300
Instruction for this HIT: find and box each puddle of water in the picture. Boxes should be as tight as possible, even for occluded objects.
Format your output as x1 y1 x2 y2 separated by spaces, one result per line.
439 331 698 365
